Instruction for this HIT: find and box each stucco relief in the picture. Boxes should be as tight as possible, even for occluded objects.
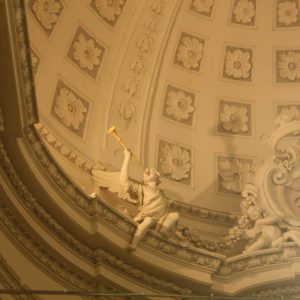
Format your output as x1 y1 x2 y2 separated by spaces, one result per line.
217 98 253 137
35 123 94 172
276 49 300 83
51 79 89 138
217 155 254 195
117 0 166 126
30 47 41 79
28 0 64 36
225 122 300 254
222 45 254 82
157 139 192 185
173 32 206 72
188 0 215 19
90 0 126 26
275 0 300 28
230 0 257 27
66 26 106 80
275 104 300 130
162 84 196 127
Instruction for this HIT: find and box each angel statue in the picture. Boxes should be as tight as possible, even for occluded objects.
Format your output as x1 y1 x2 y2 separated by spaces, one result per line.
92 148 182 251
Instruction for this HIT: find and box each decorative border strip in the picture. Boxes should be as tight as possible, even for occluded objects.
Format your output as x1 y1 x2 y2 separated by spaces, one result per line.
0 254 40 300
11 0 38 124
35 122 94 173
217 243 300 276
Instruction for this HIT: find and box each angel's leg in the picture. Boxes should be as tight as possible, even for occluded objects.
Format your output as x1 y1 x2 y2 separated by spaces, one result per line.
128 217 155 251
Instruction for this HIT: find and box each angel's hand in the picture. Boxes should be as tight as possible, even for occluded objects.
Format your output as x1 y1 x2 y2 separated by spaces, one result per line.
124 148 131 160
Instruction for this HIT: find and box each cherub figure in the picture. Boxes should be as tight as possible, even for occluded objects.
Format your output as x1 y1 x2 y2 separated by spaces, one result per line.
92 149 181 251
242 205 283 253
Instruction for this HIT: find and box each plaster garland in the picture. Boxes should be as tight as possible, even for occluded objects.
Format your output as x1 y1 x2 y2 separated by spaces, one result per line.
117 0 166 127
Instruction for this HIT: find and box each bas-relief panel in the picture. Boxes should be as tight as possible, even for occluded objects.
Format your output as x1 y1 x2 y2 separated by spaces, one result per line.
50 79 90 138
217 98 253 137
217 154 254 195
275 0 300 29
221 44 254 83
89 0 127 27
173 31 207 73
275 48 300 83
66 25 106 81
161 83 196 127
156 138 193 187
27 0 65 37
229 0 257 28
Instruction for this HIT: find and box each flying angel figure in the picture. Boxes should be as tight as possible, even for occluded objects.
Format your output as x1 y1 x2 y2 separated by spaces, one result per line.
92 148 181 251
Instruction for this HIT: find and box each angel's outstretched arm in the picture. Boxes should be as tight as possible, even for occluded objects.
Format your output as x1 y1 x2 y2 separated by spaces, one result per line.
120 148 131 188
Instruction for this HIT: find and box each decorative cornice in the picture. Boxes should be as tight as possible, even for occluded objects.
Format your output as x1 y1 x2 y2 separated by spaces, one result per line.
0 254 39 300
23 126 94 215
10 0 38 124
94 249 192 295
0 139 95 262
217 243 300 277
251 284 300 298
0 137 193 294
35 123 94 173
1 128 224 278
167 199 239 226
0 197 192 295
0 202 97 291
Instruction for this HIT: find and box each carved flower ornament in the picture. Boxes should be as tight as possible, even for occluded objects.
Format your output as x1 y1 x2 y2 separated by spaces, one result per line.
166 89 195 121
277 1 299 26
73 33 101 71
220 104 248 133
54 88 87 130
94 0 125 22
233 0 255 24
219 158 252 193
176 36 204 70
278 51 300 81
224 48 251 79
159 143 191 180
32 0 61 30
275 106 300 127
192 0 214 13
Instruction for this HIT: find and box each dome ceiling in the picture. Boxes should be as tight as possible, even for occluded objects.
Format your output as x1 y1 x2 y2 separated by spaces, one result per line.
26 0 300 214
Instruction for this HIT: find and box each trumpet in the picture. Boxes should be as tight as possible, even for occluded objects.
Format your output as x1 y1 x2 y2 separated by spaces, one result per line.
107 125 145 171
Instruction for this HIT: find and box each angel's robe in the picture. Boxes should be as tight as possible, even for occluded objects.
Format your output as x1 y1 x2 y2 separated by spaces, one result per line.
124 180 168 223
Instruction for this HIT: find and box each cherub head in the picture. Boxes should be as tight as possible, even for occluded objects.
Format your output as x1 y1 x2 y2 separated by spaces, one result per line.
143 168 161 186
